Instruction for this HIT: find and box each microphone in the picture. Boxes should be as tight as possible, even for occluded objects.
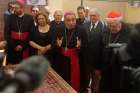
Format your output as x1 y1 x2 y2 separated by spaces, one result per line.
0 56 50 93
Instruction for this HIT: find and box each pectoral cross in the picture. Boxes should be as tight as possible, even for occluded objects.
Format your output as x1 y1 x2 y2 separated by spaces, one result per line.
65 47 68 53
18 30 21 39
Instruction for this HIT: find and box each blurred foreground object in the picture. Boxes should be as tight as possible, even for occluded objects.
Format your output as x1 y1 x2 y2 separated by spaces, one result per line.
2 65 77 93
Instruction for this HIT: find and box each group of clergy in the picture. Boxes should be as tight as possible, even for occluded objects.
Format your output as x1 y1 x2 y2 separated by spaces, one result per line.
1 0 139 93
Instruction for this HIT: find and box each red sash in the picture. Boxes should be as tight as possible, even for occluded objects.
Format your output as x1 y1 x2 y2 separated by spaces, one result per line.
59 48 80 92
11 31 29 60
22 48 29 59
11 31 29 41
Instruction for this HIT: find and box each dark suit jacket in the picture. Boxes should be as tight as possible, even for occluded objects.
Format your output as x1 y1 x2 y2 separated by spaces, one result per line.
84 21 105 70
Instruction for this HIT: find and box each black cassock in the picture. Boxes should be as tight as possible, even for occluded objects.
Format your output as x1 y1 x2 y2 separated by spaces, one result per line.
52 25 88 92
100 22 130 93
4 14 34 64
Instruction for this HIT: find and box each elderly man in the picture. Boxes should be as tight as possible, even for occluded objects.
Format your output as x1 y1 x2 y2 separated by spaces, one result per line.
50 10 64 45
112 23 140 93
103 11 130 45
83 8 105 93
100 11 130 93
53 11 88 92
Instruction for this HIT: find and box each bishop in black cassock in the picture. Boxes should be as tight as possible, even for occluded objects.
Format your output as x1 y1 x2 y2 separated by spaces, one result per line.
4 1 34 64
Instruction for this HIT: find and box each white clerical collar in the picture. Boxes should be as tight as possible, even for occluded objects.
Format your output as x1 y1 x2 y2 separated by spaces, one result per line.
18 13 24 18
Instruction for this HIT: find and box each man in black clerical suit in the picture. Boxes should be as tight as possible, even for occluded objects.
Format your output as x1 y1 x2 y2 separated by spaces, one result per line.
4 0 35 64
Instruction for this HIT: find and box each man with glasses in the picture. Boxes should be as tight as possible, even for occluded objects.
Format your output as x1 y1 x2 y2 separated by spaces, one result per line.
101 11 130 93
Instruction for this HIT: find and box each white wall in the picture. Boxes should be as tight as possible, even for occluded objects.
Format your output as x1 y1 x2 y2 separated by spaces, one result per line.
125 3 140 24
62 0 126 21
48 0 63 17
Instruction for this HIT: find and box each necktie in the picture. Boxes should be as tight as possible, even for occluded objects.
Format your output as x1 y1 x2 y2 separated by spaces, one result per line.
90 23 95 31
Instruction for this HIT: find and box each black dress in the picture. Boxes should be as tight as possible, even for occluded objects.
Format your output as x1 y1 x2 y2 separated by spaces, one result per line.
29 26 53 62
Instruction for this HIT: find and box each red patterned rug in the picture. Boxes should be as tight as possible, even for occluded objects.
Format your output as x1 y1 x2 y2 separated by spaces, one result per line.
4 65 77 93
29 68 77 93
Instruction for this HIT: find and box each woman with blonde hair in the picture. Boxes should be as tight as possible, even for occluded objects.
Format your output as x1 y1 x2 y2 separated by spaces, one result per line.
29 13 52 62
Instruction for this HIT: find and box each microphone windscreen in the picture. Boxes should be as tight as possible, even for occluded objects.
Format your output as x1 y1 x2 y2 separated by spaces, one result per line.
15 56 50 91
